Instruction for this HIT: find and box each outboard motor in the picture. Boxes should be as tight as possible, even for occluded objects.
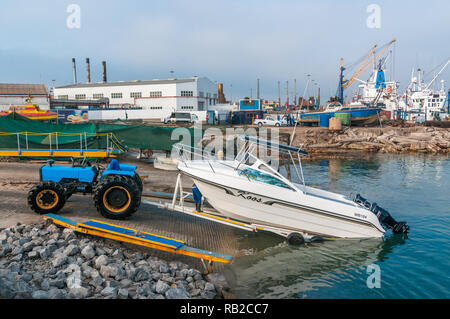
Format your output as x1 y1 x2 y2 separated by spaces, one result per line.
354 194 409 234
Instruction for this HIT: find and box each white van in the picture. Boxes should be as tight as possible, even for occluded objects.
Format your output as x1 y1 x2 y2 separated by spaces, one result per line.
163 112 199 124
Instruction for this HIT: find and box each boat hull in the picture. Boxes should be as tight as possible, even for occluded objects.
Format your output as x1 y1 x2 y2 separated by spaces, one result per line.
299 108 381 126
189 175 384 239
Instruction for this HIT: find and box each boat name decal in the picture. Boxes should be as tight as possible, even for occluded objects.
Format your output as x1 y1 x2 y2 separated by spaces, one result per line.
236 191 262 203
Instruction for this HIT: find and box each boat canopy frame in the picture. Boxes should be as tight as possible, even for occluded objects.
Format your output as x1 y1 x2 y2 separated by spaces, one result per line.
173 135 309 194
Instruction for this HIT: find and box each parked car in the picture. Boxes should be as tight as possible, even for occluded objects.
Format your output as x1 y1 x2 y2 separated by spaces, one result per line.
163 112 199 124
254 116 287 127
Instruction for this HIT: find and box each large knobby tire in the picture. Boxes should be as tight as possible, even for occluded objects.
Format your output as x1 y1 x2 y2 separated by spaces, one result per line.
93 175 141 220
28 181 66 215
133 172 143 193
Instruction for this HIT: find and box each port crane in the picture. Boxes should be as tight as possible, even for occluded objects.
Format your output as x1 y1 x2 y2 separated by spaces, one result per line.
337 38 396 104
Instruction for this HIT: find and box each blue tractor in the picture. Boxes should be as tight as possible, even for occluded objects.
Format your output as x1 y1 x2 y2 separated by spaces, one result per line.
28 158 143 219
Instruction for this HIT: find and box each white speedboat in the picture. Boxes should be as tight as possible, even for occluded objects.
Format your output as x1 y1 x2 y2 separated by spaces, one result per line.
176 136 408 241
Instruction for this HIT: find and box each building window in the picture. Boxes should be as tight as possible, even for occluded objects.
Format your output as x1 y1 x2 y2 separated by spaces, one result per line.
198 101 205 111
57 95 68 100
149 106 163 110
181 91 193 97
199 91 204 97
111 93 123 99
149 91 162 98
75 94 86 100
130 92 142 98
93 93 104 99
181 106 194 110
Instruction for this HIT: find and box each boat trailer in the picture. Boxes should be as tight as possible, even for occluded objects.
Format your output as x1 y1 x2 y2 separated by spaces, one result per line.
43 213 232 273
142 174 317 245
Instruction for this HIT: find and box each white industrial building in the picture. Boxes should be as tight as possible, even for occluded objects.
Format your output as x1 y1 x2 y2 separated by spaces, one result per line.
53 77 219 120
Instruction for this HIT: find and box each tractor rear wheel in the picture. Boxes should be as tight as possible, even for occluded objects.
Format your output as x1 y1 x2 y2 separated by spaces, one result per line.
28 181 66 215
133 172 143 193
93 175 141 220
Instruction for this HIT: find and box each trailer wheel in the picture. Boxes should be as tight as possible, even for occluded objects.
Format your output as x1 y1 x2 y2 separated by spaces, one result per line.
287 232 305 246
28 181 66 215
94 175 141 219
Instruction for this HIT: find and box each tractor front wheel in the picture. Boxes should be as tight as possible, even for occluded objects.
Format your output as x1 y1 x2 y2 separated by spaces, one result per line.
93 175 141 219
28 181 66 215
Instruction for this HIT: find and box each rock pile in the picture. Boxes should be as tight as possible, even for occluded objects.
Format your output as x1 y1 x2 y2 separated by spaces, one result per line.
0 220 232 299
291 126 450 157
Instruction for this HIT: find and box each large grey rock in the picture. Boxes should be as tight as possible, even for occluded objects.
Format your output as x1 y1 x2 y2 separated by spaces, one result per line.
11 246 24 256
118 288 129 299
0 277 15 299
69 287 90 299
95 255 110 269
155 280 170 294
120 279 133 288
165 287 190 299
48 288 65 299
41 279 51 291
204 282 216 291
64 245 79 256
11 253 23 262
39 248 51 259
47 224 59 233
50 279 65 289
100 286 118 297
27 251 39 259
81 246 96 259
32 290 49 299
132 268 149 282
159 262 169 273
62 228 76 241
52 255 68 267
22 242 35 252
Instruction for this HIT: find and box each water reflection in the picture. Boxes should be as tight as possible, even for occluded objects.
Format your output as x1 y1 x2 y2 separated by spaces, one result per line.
224 233 407 299
225 154 449 298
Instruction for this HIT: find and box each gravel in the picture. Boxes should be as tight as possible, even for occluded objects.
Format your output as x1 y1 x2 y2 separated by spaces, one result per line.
0 220 231 299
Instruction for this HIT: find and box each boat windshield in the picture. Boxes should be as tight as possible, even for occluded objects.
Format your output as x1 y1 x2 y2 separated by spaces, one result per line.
238 167 293 190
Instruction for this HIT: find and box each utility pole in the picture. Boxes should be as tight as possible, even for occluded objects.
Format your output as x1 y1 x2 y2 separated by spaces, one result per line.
286 80 289 106
257 78 260 100
230 84 232 103
294 79 297 106
278 81 281 107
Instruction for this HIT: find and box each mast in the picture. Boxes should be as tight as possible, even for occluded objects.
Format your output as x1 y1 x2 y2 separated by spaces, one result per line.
424 59 450 91
339 58 345 104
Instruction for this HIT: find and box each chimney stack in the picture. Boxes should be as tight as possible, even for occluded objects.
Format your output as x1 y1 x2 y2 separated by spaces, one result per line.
72 58 77 84
217 83 226 104
86 58 91 83
102 61 107 83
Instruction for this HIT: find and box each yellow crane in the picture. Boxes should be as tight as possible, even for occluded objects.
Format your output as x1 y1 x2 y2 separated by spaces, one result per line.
338 38 396 103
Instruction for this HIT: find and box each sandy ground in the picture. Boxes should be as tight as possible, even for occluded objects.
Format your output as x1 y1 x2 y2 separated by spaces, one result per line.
0 158 247 271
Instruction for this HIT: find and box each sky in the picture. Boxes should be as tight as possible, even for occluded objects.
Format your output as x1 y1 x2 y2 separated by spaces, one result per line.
0 0 449 103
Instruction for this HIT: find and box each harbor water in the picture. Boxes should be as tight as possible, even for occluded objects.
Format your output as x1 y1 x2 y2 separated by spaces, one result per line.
224 154 450 299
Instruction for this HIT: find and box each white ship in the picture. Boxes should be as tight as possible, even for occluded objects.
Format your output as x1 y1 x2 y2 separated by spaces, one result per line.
403 59 450 121
352 56 401 117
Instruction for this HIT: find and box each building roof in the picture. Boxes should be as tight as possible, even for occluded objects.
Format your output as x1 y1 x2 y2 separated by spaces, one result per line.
56 77 198 89
0 83 48 95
